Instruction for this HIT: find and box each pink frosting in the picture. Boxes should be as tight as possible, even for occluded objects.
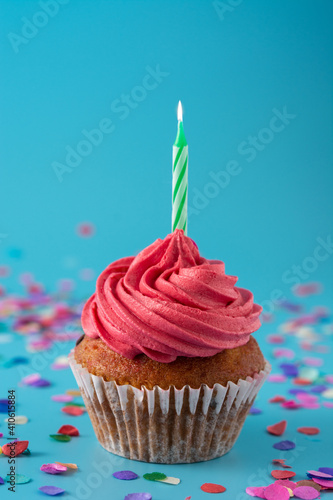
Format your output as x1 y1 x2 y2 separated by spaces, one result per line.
82 230 262 362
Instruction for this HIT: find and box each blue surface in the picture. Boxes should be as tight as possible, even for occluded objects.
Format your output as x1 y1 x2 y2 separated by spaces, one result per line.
0 0 333 498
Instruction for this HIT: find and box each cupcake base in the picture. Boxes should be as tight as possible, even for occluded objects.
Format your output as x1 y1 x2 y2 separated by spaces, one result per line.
69 351 271 464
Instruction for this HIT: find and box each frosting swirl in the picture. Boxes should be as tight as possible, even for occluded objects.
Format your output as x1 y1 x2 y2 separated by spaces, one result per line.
82 230 262 362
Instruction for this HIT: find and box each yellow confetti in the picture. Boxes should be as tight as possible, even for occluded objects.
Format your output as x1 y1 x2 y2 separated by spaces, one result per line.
66 389 82 397
55 462 78 469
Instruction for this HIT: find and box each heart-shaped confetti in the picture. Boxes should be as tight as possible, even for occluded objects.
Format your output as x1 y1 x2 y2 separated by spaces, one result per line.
271 470 296 479
267 420 287 436
1 440 29 457
61 406 84 416
57 425 79 436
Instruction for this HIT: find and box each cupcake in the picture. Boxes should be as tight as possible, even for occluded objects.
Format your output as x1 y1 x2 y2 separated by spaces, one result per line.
69 229 270 463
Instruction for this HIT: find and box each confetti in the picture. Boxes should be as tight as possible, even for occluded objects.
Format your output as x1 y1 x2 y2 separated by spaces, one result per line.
296 481 321 491
143 472 167 481
318 467 333 475
268 374 287 383
273 440 295 450
322 388 333 399
293 486 320 499
269 396 286 403
271 470 296 479
113 471 139 480
5 474 30 484
0 476 4 485
297 427 320 435
312 478 333 488
54 462 78 469
307 470 333 479
281 400 301 410
57 425 79 436
263 483 290 500
38 486 65 496
1 440 29 457
267 420 287 436
51 395 74 403
49 434 71 442
156 476 181 485
4 415 28 425
200 483 226 493
249 407 262 415
76 222 95 238
267 335 284 344
41 463 67 474
124 494 152 500
66 389 82 396
272 459 292 468
274 480 297 490
61 406 84 416
245 486 266 497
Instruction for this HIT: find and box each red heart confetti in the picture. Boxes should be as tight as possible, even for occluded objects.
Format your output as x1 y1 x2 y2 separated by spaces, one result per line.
200 483 226 493
269 396 286 403
267 420 287 436
1 440 29 457
57 425 80 436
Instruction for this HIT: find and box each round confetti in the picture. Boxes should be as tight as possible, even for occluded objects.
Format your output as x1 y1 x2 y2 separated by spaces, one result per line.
264 483 290 500
4 415 28 425
246 486 266 497
293 486 320 499
39 486 65 496
143 472 167 481
41 463 67 474
296 481 321 492
297 427 320 435
124 494 152 500
273 440 296 451
274 480 297 490
5 474 30 484
318 467 333 475
61 406 84 416
76 222 95 237
113 470 139 480
307 470 333 479
312 478 333 488
271 470 296 479
200 483 226 493
51 395 73 403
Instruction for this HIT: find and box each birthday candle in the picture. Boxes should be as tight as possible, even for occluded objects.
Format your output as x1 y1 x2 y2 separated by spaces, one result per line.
172 101 188 234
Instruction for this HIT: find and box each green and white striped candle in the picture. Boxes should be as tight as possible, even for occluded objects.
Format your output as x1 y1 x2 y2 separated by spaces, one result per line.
172 101 188 234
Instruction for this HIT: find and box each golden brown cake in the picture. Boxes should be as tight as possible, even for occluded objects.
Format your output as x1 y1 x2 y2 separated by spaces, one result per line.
74 335 265 390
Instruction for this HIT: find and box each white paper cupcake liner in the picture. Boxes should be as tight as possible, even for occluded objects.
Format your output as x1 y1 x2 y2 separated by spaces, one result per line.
69 351 271 464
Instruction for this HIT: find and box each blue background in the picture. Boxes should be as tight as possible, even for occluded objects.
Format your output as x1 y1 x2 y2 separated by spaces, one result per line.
0 0 332 499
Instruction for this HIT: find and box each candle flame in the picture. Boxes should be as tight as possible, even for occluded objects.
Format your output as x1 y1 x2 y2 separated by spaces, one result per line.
177 101 183 121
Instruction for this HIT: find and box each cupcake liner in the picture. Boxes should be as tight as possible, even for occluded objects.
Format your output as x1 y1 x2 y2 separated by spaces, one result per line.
69 351 271 464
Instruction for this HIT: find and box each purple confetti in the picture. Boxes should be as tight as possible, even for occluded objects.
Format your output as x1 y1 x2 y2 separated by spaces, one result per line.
40 464 67 474
310 385 328 394
280 363 299 377
318 467 333 475
30 378 51 387
39 486 65 496
124 494 152 500
273 440 296 450
307 470 333 479
249 407 262 415
0 476 4 485
113 470 139 480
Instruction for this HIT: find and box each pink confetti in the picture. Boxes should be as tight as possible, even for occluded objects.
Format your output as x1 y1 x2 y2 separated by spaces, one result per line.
76 222 95 238
22 373 41 385
303 357 323 367
268 374 287 383
264 483 290 499
51 395 74 403
293 486 320 499
274 480 297 490
267 335 284 344
79 268 95 281
246 486 266 497
281 400 301 409
323 402 333 408
273 348 295 359
307 470 333 479
312 478 333 488
325 375 333 383
293 282 322 297
40 463 67 475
